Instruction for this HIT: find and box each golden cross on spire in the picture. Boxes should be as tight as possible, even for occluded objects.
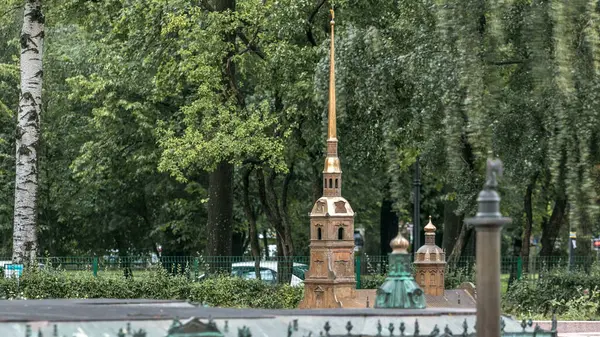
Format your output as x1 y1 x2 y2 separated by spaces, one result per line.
328 8 336 140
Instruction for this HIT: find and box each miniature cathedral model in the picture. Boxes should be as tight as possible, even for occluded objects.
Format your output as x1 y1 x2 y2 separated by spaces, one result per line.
298 9 356 309
414 216 446 296
375 224 426 309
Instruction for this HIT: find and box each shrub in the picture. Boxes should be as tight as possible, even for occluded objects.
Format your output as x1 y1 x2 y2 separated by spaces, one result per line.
445 266 475 289
503 266 600 320
0 268 303 309
361 275 386 289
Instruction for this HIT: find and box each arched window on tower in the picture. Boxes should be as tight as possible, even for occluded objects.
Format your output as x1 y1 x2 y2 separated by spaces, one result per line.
335 179 338 188
338 227 344 240
324 178 326 188
329 179 332 188
317 228 322 240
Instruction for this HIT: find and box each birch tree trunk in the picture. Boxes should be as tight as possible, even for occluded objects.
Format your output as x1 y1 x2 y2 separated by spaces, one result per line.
12 0 44 264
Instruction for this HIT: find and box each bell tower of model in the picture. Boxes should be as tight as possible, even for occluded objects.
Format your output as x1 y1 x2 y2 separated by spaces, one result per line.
298 9 356 309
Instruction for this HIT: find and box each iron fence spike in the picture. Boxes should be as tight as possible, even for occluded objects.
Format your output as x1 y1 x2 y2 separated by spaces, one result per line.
346 321 353 335
429 324 439 336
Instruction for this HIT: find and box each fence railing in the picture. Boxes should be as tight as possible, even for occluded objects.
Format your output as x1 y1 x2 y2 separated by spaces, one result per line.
1 255 597 288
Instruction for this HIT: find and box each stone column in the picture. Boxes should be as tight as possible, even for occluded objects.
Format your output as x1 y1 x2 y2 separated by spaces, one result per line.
465 158 511 337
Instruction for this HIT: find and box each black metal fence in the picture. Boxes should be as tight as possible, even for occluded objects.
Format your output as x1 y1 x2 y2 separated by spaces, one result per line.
1 255 596 288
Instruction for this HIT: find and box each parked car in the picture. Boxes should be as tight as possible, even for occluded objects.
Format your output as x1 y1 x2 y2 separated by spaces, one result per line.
198 261 308 286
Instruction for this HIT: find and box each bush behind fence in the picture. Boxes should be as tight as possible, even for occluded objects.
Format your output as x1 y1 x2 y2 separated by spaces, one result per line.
2 255 597 286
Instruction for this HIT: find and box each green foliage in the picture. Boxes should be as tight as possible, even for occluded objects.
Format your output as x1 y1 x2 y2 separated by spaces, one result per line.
1 0 600 260
444 267 475 290
0 268 303 309
504 266 600 319
360 274 386 289
0 7 20 256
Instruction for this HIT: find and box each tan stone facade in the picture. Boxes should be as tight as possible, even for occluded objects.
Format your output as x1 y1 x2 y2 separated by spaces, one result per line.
298 197 356 308
298 10 356 309
414 217 446 296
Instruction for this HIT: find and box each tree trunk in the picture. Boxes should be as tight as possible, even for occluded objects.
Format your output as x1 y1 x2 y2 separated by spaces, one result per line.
205 0 237 274
12 0 45 264
206 161 234 273
379 197 398 255
256 167 295 284
539 196 567 256
448 223 472 266
262 229 269 258
521 174 537 272
442 193 462 255
231 231 245 256
242 167 261 279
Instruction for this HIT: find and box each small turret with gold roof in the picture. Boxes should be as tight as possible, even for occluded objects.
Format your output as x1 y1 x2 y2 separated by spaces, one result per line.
414 216 446 296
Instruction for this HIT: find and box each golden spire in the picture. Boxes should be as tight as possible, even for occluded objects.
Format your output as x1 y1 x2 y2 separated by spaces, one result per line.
328 8 336 141
322 8 341 193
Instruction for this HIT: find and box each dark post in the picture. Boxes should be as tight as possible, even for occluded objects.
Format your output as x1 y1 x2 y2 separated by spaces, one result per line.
92 256 98 277
412 157 421 255
465 158 512 337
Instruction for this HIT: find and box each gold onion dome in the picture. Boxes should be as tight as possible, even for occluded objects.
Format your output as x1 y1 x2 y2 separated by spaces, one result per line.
415 216 445 262
424 216 436 232
390 225 410 254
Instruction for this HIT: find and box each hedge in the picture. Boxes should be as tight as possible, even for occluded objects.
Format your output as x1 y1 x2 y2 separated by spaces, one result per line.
503 267 600 320
0 267 303 309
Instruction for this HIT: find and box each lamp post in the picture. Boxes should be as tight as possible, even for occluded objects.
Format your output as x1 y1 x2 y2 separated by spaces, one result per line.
412 157 421 255
465 158 511 337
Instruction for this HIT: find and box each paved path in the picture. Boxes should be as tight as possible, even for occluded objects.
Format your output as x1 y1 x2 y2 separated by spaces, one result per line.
0 298 478 321
536 321 600 336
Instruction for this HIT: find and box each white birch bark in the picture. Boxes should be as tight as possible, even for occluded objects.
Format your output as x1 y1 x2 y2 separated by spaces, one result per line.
12 0 44 264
